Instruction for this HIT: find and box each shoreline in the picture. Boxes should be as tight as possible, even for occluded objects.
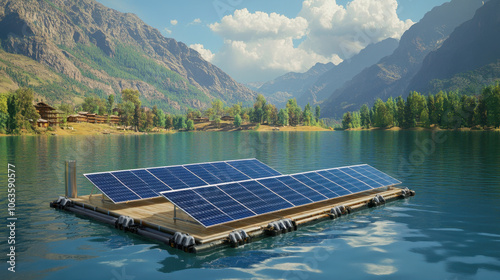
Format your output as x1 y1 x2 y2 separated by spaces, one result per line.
1 123 498 137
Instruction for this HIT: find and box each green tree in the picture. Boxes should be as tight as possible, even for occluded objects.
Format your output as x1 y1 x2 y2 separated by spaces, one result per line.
107 94 115 114
118 101 135 126
420 108 430 128
165 114 173 130
251 94 267 124
0 93 8 132
342 112 352 129
121 89 141 107
484 84 500 128
186 119 195 131
234 114 242 127
286 98 302 126
303 103 314 126
213 116 221 128
360 104 370 128
14 88 39 131
315 105 321 122
152 106 165 128
6 94 18 133
277 108 288 126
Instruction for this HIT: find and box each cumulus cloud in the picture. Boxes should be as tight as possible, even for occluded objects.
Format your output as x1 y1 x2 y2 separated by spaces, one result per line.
192 18 202 24
190 44 215 62
170 19 178 26
163 27 172 34
299 0 414 58
205 0 414 82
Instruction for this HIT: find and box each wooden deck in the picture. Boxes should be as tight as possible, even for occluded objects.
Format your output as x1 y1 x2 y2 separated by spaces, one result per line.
72 187 404 244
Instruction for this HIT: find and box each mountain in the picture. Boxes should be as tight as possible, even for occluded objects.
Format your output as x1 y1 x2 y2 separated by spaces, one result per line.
0 0 255 112
321 0 486 118
407 0 500 94
297 38 399 107
258 62 334 108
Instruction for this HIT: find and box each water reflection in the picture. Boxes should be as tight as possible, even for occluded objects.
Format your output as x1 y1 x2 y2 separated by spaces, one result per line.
1 131 500 279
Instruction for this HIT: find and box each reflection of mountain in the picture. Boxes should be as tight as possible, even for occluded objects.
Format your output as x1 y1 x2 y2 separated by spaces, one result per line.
0 0 255 112
321 0 486 117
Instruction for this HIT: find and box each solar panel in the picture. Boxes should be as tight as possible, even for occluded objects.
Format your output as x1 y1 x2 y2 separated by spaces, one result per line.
84 159 281 203
161 164 401 227
84 173 140 203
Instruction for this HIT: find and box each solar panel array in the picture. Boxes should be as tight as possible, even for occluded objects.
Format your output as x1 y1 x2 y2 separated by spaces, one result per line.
84 159 281 203
161 164 401 227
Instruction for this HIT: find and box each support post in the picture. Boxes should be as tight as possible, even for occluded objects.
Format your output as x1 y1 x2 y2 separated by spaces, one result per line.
65 160 77 198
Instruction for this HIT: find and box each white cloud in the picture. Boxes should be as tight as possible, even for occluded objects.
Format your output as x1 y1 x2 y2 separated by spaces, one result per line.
170 19 178 26
190 44 215 62
210 8 308 41
163 27 172 34
205 0 414 82
192 18 202 24
299 0 414 58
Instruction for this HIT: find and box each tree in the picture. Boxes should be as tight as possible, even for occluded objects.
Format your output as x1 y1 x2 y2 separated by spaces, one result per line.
315 105 321 122
13 88 39 131
6 94 18 133
107 94 115 114
186 119 195 131
152 105 165 128
303 103 314 126
118 101 134 126
234 114 242 127
208 99 224 120
484 84 500 128
277 109 288 126
342 112 352 129
165 114 173 130
360 104 370 128
266 104 278 125
286 98 302 126
420 108 430 128
214 116 221 128
396 96 405 127
0 93 8 132
121 89 141 107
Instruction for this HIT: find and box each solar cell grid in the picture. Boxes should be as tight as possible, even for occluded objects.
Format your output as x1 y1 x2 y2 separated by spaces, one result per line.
111 171 158 199
85 173 140 203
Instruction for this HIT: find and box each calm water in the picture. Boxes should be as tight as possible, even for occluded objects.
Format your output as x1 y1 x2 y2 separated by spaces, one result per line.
1 131 500 280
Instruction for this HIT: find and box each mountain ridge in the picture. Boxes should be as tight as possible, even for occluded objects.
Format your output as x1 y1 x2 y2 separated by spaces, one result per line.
320 0 486 118
0 0 255 111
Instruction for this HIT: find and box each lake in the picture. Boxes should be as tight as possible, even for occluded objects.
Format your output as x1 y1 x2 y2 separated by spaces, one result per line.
1 131 500 280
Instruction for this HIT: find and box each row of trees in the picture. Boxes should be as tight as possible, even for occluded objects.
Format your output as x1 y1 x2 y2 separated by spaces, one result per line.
182 94 323 129
342 84 500 129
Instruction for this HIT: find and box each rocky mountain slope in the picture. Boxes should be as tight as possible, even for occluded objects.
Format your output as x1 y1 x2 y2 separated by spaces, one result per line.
0 0 255 112
297 38 399 107
407 0 500 94
321 0 486 118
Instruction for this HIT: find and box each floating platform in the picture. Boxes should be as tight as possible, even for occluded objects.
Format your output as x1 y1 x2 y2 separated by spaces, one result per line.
50 186 415 254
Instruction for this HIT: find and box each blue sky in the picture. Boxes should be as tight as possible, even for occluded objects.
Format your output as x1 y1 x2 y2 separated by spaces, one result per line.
97 0 449 83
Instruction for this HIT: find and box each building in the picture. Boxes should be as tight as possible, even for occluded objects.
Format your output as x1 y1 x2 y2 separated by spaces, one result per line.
193 117 209 123
36 119 49 128
109 115 120 125
34 102 62 126
87 113 97 123
67 114 88 123
221 116 235 122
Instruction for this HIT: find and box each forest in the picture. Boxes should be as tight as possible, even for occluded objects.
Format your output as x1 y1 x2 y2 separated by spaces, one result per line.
1 84 499 135
342 84 500 130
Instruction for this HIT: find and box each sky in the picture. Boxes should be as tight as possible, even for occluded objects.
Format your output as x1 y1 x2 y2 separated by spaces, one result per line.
97 0 449 83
